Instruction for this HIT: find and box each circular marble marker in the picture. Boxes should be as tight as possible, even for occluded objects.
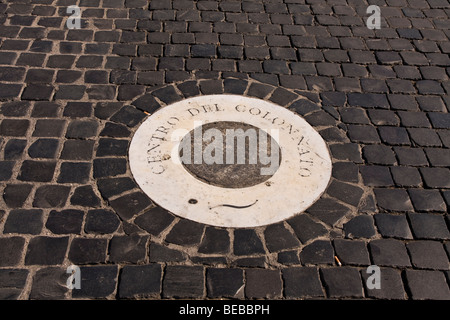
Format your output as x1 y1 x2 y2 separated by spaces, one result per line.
129 94 332 228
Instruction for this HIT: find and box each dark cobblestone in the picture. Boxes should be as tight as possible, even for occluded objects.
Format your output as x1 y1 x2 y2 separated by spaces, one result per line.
163 266 204 298
72 266 118 298
369 239 412 267
45 209 84 234
374 214 413 239
245 269 282 299
109 234 149 263
321 267 364 298
29 267 67 300
405 270 450 300
119 264 162 299
361 267 406 300
206 268 244 298
0 237 25 267
4 209 43 235
25 236 69 265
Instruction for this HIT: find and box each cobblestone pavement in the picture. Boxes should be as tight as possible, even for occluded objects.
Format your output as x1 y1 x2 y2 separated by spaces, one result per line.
0 0 449 300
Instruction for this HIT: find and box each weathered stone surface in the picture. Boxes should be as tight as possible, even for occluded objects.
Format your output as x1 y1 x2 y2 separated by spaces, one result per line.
162 266 204 298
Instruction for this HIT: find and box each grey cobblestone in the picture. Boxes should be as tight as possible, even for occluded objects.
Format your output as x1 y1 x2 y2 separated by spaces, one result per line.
0 0 448 301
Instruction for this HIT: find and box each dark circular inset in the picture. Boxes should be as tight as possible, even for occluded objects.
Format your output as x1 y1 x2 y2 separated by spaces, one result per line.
179 121 282 188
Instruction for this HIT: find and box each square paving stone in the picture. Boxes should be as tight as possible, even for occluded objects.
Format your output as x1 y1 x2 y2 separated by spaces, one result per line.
165 219 205 246
25 236 69 265
406 241 449 270
29 267 68 300
362 145 397 165
18 160 56 182
1 101 30 117
408 128 442 147
0 161 14 181
72 266 118 298
93 158 127 178
96 177 137 199
21 84 54 101
109 234 149 263
332 162 359 183
347 125 380 143
45 209 84 234
405 270 450 300
32 119 65 137
420 167 450 188
84 209 120 234
57 162 91 184
360 267 406 300
149 243 186 263
326 180 364 207
70 185 101 207
118 264 162 299
343 215 376 239
163 266 204 298
300 240 334 265
378 126 410 145
306 198 351 226
398 111 431 128
374 214 413 239
369 239 411 267
348 93 389 108
394 147 428 166
3 140 27 160
408 213 450 239
277 250 300 265
374 188 414 212
28 139 59 158
96 138 128 156
4 209 43 235
245 269 282 299
69 238 108 264
0 237 25 267
100 122 131 137
390 167 422 187
282 267 324 299
368 110 400 126
60 140 95 160
360 165 394 187
63 102 92 118
288 214 328 243
206 268 244 298
333 239 371 266
65 120 98 138
425 148 450 167
320 267 364 298
32 185 71 208
233 229 265 256
0 119 29 136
